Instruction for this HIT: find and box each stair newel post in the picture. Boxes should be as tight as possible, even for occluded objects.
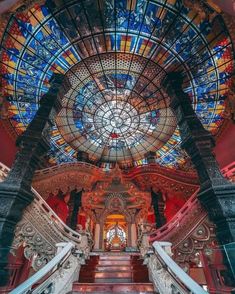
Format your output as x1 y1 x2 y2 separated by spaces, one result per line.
162 72 235 281
0 74 70 286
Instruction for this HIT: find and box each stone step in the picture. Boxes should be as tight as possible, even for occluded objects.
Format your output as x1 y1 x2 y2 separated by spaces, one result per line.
79 277 150 284
95 278 132 283
99 255 131 260
98 260 131 266
73 282 156 293
80 268 148 275
95 271 132 279
77 253 151 289
71 292 156 294
79 269 150 283
80 264 148 274
95 265 132 271
80 270 132 277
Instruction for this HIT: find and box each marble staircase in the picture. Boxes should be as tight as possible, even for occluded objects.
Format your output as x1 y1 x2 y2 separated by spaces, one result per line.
71 252 157 293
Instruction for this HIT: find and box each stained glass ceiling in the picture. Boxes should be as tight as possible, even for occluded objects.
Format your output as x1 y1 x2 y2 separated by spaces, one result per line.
0 0 234 169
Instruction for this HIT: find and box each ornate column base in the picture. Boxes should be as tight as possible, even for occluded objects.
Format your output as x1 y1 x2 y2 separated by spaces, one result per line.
198 184 235 281
198 184 235 244
0 184 33 286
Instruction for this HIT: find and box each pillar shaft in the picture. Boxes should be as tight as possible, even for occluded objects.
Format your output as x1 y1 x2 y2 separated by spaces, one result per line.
131 223 137 247
99 222 104 250
162 72 235 279
69 189 82 230
0 74 69 286
127 223 132 247
94 223 101 250
151 188 166 228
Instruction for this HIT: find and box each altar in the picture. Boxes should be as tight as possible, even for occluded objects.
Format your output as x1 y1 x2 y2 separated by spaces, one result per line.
105 221 127 251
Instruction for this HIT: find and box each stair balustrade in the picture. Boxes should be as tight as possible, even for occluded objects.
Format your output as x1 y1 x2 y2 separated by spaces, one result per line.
146 241 208 294
0 162 93 291
9 242 80 294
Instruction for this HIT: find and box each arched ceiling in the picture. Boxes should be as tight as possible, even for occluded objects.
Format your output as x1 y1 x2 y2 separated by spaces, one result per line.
0 0 234 169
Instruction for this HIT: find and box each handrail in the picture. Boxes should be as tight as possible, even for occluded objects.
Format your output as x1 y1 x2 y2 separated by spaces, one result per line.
149 187 202 243
9 242 74 294
31 188 82 243
153 241 208 294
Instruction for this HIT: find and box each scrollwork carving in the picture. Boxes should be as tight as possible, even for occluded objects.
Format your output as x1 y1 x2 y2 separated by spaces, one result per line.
148 253 186 294
11 221 56 271
10 188 92 271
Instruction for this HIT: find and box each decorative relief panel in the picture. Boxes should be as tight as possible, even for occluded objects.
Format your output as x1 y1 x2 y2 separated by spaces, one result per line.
173 220 217 272
10 192 91 271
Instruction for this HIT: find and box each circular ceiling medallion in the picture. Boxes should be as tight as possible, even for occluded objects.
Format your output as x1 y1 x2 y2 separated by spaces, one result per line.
56 53 176 163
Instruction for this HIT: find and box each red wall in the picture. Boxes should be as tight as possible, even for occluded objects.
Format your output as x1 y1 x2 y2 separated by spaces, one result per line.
214 122 235 169
0 122 17 167
212 0 235 16
0 0 19 14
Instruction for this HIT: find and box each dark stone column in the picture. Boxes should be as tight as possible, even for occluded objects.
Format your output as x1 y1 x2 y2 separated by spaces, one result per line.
0 74 69 286
69 189 83 230
162 72 235 279
151 188 166 228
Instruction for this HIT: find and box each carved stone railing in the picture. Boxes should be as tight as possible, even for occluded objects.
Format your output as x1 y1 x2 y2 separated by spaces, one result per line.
10 242 82 294
137 223 156 256
0 162 92 272
1 159 234 276
145 241 208 294
149 188 205 247
11 188 92 271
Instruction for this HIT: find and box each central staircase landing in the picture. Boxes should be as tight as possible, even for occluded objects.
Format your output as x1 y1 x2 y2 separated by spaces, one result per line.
71 252 157 293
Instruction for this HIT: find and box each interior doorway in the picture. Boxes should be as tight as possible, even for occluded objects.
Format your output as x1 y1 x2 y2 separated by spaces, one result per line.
104 214 127 251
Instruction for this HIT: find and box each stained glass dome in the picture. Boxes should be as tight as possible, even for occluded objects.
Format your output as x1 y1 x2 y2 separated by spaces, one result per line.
0 0 234 169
